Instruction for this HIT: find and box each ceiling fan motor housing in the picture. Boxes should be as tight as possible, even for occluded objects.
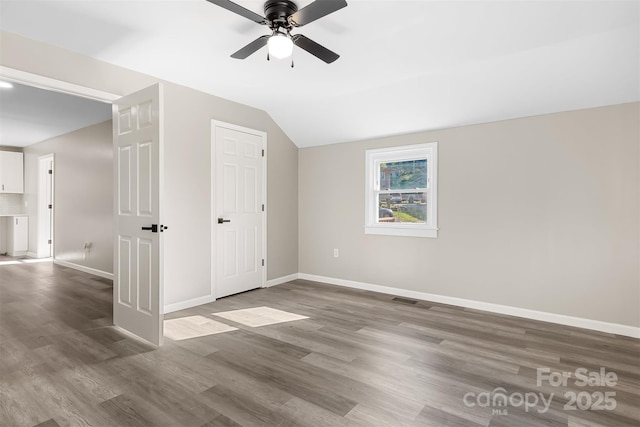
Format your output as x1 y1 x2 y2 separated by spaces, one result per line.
264 0 298 28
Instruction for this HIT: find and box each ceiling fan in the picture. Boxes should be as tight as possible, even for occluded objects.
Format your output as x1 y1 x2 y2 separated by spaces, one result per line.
206 0 348 64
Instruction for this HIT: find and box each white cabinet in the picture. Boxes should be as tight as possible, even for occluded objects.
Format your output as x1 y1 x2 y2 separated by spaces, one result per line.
0 151 24 193
7 216 28 256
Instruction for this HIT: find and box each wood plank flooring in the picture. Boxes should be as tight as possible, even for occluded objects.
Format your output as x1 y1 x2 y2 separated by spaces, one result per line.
1 260 639 426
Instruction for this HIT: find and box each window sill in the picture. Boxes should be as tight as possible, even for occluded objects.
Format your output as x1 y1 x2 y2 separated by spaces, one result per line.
365 225 438 238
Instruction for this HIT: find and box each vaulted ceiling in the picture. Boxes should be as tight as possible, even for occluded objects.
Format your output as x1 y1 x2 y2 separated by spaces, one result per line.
1 0 638 148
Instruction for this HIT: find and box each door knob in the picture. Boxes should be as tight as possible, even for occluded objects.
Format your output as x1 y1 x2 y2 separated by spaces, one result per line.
217 218 231 224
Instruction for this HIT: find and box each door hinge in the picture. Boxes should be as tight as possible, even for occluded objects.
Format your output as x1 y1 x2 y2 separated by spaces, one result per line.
261 149 265 157
262 204 265 212
262 259 265 267
48 169 53 175
48 204 52 209
48 239 52 244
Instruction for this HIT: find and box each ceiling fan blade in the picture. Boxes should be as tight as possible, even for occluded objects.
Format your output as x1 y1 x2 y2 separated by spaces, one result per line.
206 0 267 24
289 0 347 27
231 35 270 59
292 34 339 64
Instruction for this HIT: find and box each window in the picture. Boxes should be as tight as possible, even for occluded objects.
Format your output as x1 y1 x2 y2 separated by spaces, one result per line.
365 142 438 238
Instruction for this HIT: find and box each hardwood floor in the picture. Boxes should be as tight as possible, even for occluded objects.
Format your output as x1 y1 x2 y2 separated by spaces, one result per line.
1 260 639 426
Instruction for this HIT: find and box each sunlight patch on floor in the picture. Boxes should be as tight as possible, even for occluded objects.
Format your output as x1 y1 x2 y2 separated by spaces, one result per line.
0 258 52 266
21 258 53 264
212 306 309 327
164 315 237 341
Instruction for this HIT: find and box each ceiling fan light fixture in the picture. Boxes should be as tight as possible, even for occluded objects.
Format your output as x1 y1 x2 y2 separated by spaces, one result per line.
268 33 293 59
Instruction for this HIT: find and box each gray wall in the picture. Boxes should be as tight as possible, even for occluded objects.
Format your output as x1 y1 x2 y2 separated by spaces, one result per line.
299 103 640 328
24 121 113 272
162 83 299 304
2 31 299 308
4 30 637 329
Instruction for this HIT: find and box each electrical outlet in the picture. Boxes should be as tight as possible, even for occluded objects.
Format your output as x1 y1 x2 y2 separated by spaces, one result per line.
333 248 339 258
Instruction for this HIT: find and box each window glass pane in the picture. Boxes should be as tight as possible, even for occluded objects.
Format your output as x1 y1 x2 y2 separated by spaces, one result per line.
379 159 427 190
377 192 427 223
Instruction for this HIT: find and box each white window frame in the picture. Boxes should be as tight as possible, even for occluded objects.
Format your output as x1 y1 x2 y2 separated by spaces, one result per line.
365 142 438 238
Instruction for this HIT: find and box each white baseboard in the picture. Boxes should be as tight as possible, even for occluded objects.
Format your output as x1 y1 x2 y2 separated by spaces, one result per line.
53 259 114 281
26 251 38 258
163 273 300 314
298 273 640 339
164 294 216 314
266 273 299 287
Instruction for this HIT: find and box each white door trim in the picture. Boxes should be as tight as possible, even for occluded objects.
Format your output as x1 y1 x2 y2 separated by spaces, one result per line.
211 120 267 299
0 66 119 103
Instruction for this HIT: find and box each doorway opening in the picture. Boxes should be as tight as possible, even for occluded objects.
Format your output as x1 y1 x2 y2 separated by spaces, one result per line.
0 67 165 346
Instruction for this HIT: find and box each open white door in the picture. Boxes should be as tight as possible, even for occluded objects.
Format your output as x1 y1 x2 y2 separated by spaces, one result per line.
113 84 164 346
213 121 266 298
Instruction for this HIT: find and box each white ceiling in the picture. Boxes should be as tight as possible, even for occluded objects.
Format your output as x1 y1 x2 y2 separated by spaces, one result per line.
0 0 638 148
0 82 112 147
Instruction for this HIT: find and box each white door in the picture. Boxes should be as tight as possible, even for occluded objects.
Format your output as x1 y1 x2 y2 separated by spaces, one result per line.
213 122 266 298
37 155 54 258
113 84 164 346
46 159 53 257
